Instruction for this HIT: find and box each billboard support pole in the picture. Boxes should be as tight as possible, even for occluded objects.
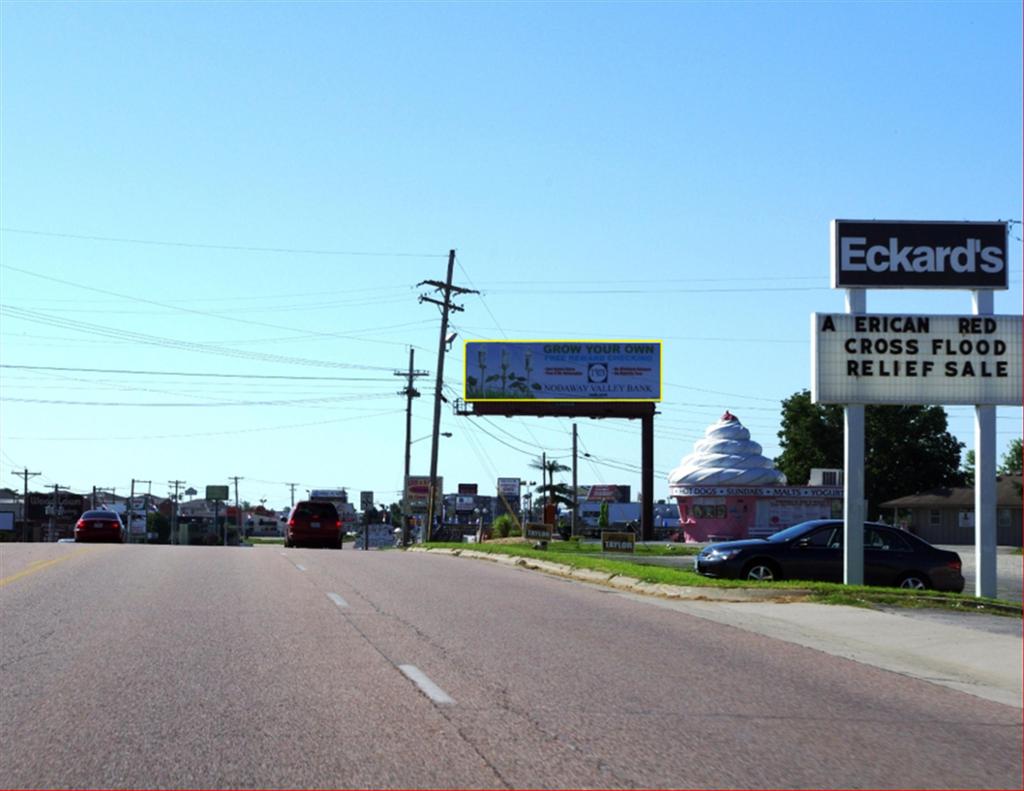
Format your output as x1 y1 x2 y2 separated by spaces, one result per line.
843 289 866 585
641 410 654 541
972 290 997 598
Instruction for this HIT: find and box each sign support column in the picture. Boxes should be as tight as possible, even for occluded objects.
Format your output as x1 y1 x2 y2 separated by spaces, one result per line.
843 288 865 585
972 290 997 598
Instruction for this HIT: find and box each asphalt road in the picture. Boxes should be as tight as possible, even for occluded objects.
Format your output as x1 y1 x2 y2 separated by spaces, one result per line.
1 543 1020 789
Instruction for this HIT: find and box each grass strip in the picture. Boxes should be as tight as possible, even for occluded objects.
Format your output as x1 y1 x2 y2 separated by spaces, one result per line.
423 541 1020 617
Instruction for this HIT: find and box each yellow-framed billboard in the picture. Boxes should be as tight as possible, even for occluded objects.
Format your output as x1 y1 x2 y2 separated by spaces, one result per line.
464 340 662 402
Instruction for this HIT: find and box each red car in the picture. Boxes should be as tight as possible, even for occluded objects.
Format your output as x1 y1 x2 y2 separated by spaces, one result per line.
285 501 343 549
74 510 126 543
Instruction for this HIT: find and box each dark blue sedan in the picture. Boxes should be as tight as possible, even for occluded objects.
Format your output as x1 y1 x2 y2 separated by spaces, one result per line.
694 519 965 592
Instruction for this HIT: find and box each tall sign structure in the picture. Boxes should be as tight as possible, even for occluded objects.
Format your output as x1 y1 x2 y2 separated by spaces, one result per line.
462 340 662 540
815 220 1013 596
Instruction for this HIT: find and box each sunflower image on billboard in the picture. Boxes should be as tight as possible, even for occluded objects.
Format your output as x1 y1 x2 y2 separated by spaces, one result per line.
464 340 662 402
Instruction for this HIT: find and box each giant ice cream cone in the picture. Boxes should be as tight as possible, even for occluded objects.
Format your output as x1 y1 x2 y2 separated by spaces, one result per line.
668 411 787 487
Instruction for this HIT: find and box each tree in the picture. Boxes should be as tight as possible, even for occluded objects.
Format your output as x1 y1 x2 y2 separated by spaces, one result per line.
961 449 975 486
529 455 574 510
999 438 1022 475
775 390 964 518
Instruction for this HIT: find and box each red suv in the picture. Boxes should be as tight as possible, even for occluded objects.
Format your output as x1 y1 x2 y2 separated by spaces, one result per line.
74 510 126 543
285 501 343 549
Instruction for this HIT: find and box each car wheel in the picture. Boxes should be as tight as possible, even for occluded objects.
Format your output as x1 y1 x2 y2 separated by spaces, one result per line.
897 573 929 590
743 560 780 582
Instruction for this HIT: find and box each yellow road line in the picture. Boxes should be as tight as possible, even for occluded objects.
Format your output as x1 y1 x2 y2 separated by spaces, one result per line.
0 548 96 588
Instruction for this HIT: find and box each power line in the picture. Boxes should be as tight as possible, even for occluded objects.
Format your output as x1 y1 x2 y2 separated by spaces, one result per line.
1 265 419 350
0 364 397 382
0 305 398 371
0 227 446 258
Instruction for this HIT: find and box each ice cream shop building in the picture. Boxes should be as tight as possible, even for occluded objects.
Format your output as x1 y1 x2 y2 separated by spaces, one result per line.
667 412 844 542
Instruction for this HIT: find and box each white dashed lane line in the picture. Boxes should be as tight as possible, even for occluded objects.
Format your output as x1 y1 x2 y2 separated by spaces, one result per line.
326 592 349 608
399 665 455 705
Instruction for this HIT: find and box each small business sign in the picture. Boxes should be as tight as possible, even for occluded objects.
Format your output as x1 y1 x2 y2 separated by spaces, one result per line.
811 313 1022 405
830 220 1008 290
601 531 636 553
524 523 553 543
458 483 478 495
206 485 229 501
405 476 442 510
465 340 662 402
310 489 348 500
497 475 520 493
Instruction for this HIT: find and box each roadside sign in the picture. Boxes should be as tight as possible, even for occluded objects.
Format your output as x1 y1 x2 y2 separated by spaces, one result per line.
602 531 635 553
525 523 553 543
206 485 229 501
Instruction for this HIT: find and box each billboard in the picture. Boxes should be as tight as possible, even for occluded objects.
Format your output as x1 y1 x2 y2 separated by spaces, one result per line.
206 485 229 501
811 313 1022 405
465 340 661 402
830 220 1008 290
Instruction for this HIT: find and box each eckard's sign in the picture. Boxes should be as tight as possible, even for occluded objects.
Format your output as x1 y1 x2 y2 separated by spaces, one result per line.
831 220 1008 290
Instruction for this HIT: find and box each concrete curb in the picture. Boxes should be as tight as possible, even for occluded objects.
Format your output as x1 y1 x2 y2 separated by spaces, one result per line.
411 546 812 603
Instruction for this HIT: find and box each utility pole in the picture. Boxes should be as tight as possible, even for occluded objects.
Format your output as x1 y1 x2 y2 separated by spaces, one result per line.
129 479 151 544
394 347 429 545
11 468 41 541
418 250 477 541
229 476 243 544
48 483 67 542
286 483 299 508
168 479 185 545
572 423 579 538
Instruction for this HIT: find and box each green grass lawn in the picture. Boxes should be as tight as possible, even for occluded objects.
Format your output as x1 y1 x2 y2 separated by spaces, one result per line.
422 541 1019 616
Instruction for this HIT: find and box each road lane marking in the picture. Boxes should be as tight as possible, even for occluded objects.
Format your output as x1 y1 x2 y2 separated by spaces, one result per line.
0 548 96 589
295 564 307 571
398 665 455 705
326 592 349 608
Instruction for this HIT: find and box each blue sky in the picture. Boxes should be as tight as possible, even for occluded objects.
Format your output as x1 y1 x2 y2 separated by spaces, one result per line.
2 1 1021 510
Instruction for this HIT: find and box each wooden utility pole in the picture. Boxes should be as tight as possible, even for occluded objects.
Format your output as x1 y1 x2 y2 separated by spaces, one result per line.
572 424 578 538
395 347 428 545
168 479 185 544
418 250 477 541
11 468 41 541
229 476 243 543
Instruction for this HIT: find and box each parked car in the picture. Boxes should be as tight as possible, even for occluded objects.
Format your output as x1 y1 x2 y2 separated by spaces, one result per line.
284 501 342 549
74 510 126 543
694 519 964 592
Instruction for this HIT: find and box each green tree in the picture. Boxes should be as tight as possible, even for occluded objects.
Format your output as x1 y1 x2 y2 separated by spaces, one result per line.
529 455 574 509
999 438 1022 475
961 449 975 486
960 438 1021 484
775 390 964 518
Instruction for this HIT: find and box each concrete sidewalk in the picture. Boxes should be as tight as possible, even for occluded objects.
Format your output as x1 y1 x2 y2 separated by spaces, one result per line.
628 595 1023 708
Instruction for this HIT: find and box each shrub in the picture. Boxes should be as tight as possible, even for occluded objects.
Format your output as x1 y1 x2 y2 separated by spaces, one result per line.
492 514 519 538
